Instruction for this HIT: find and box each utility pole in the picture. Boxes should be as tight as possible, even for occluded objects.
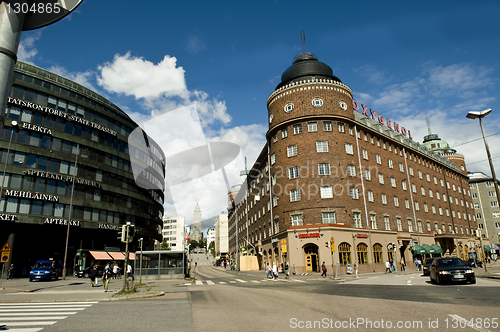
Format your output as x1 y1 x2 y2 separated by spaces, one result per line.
122 223 130 291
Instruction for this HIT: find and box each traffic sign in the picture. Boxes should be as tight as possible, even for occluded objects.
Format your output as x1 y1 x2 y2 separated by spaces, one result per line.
1 242 11 252
1 252 10 262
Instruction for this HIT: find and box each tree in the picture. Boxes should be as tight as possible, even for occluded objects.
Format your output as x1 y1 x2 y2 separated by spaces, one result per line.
208 241 215 258
159 239 170 251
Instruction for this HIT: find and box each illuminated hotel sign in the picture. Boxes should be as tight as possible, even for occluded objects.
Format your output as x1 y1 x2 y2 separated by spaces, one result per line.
353 233 369 238
298 232 321 238
23 170 102 188
5 190 59 202
44 218 80 226
352 100 413 140
7 97 117 136
0 214 17 221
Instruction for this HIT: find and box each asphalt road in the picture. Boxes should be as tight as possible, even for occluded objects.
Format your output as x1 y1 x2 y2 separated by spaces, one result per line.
1 264 500 332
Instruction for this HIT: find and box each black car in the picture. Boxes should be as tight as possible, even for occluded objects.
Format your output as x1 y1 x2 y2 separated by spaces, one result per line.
76 266 104 279
422 258 435 276
466 258 483 268
429 257 475 284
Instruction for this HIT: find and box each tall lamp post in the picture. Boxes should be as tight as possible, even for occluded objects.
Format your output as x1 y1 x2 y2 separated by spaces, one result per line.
466 109 500 268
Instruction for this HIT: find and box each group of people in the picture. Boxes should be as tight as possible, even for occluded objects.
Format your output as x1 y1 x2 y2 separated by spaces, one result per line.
90 263 133 292
414 258 422 271
266 262 290 279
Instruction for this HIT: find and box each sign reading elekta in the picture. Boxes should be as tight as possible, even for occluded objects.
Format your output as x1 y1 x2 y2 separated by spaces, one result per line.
352 100 413 140
7 98 117 136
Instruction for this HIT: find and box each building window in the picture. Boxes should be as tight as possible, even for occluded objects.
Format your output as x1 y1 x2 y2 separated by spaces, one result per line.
384 216 390 230
291 214 302 226
418 221 423 233
397 218 402 231
357 243 368 264
338 123 345 133
273 195 278 207
492 201 498 207
320 186 333 199
421 187 425 195
370 214 377 229
412 184 417 193
429 190 433 198
378 174 384 184
316 141 328 152
271 153 276 165
405 199 410 209
426 222 431 232
322 212 335 223
393 196 399 207
347 165 356 177
376 154 381 164
426 174 430 182
418 170 422 179
290 189 301 202
415 202 419 210
367 190 374 202
399 163 404 172
381 194 387 204
409 167 413 176
323 121 332 131
308 122 317 132
282 128 288 138
373 243 383 263
402 181 407 190
273 133 278 143
345 143 353 155
338 242 351 265
318 163 330 175
364 169 371 181
362 149 368 160
350 187 359 199
287 145 297 157
408 219 413 232
390 177 396 187
432 205 436 214
472 193 478 199
293 124 302 134
288 166 299 179
353 212 362 228
388 159 393 169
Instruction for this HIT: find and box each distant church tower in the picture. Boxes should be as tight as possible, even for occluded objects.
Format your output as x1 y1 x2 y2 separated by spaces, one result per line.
192 203 202 242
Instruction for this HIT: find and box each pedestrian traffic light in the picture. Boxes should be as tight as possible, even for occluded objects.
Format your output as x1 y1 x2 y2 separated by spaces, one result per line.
120 224 127 243
128 225 135 241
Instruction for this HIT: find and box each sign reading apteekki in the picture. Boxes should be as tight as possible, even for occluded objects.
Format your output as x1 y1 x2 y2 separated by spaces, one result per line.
23 170 102 188
44 218 80 226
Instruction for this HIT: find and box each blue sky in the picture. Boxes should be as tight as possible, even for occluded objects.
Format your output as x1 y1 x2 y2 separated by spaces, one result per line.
17 0 500 226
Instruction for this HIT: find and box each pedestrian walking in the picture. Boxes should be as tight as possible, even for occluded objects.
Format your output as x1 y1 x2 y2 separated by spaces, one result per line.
321 261 327 278
390 259 395 272
266 263 272 278
7 264 14 280
285 262 290 279
400 258 406 271
354 261 358 278
414 258 419 271
90 264 98 287
385 260 392 273
103 264 112 292
272 262 278 279
112 264 120 279
417 259 422 271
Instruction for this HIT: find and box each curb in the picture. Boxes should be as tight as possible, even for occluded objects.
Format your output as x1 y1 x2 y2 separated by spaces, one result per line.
107 291 165 301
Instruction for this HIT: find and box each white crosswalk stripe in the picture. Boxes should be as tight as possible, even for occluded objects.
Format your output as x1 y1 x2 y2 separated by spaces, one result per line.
234 279 247 283
219 281 227 284
0 301 97 332
206 280 215 285
187 278 308 285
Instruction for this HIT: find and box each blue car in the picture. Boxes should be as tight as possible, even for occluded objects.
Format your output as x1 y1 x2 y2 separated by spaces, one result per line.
29 260 59 282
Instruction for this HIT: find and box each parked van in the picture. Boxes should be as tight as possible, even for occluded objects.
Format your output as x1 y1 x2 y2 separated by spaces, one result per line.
29 260 59 282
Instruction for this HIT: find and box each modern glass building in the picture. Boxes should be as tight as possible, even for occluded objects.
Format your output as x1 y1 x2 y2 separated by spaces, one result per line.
0 61 165 276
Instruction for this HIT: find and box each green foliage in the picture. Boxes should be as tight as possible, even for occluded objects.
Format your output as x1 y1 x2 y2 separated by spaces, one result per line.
159 239 171 251
208 241 215 258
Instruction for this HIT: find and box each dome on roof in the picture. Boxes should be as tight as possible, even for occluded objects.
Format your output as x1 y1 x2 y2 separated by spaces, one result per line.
275 53 341 90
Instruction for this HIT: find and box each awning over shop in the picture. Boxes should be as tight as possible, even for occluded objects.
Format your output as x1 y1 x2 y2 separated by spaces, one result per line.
89 251 112 260
421 244 435 254
431 244 443 254
483 245 491 252
412 245 426 254
128 252 135 260
107 252 125 260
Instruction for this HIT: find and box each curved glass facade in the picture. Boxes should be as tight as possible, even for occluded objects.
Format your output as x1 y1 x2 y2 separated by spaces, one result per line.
0 62 165 273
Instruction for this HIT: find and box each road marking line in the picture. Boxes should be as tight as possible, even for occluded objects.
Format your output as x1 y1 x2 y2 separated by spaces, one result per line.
0 305 92 309
0 308 85 312
195 281 203 285
0 302 98 306
448 314 491 332
219 282 226 284
251 280 260 283
235 279 247 283
229 281 236 283
0 328 43 332
206 280 215 285
1 321 57 326
293 279 306 282
0 317 67 321
0 313 77 317
407 280 412 285
184 283 191 286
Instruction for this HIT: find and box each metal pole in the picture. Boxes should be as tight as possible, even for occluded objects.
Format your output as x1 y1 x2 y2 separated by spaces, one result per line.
139 238 143 284
478 229 487 273
62 144 78 280
478 118 500 209
0 129 14 201
0 4 24 121
235 205 239 271
123 224 130 290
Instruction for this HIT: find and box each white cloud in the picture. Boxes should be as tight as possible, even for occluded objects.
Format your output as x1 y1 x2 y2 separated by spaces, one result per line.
17 31 41 63
97 52 189 101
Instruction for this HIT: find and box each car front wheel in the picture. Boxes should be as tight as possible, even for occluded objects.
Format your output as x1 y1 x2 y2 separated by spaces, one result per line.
436 275 440 285
470 278 476 284
83 272 89 278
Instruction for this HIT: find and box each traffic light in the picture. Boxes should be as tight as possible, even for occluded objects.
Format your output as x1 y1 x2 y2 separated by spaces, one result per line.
120 224 127 243
325 242 330 248
128 225 135 241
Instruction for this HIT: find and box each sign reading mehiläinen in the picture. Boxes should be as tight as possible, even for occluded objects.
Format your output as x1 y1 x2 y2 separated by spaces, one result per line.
8 97 117 136
5 190 59 202
44 218 80 226
23 170 102 188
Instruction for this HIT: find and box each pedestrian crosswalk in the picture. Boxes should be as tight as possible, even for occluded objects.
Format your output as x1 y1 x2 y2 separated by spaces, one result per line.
184 278 308 286
0 301 97 332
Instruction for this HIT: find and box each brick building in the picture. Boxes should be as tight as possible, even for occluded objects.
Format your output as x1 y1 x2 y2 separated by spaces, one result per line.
228 52 478 274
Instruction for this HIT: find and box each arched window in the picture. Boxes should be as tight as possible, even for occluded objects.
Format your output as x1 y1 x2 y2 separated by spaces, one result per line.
357 243 368 264
338 242 351 265
373 243 383 263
